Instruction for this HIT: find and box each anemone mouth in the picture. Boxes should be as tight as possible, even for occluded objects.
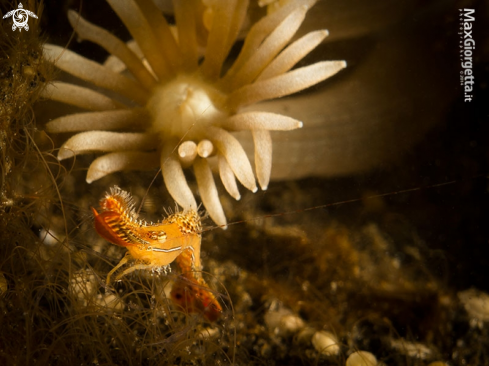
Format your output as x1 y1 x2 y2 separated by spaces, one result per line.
146 75 228 141
41 0 346 226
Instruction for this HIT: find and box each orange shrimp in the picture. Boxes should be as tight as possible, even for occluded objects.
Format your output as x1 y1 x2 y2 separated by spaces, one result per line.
92 186 222 321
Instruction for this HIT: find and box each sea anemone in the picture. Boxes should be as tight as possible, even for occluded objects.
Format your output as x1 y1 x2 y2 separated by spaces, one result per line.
41 0 346 226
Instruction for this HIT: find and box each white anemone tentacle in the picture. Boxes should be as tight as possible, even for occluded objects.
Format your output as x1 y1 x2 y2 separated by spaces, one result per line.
227 5 308 90
87 151 159 183
252 129 272 190
221 0 317 85
43 44 149 104
41 82 126 111
194 157 227 228
228 60 347 109
207 126 257 193
218 155 241 201
106 0 172 80
178 141 198 166
223 112 303 131
173 0 199 71
201 0 238 79
67 10 157 90
46 109 149 133
257 29 329 81
161 144 197 211
135 0 182 67
58 132 158 160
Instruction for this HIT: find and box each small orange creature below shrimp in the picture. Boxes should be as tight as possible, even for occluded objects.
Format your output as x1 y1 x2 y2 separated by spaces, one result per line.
91 186 222 322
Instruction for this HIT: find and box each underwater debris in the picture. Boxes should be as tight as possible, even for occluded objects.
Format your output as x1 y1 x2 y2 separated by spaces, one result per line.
70 269 124 311
389 337 433 360
458 288 489 327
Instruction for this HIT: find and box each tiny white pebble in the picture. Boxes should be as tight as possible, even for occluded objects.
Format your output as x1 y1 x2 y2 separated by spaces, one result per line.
390 338 432 359
280 314 305 333
98 293 124 311
197 327 220 340
40 228 60 246
312 330 340 356
264 307 305 335
458 288 489 323
346 351 377 366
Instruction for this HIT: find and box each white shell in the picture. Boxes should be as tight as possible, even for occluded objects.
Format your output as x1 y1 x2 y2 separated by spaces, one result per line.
346 351 377 366
311 330 340 356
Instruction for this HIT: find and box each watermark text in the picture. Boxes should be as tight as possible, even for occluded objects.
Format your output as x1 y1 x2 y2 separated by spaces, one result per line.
459 8 475 102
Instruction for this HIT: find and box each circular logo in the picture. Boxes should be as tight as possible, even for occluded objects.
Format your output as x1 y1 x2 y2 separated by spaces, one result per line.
2 3 38 32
